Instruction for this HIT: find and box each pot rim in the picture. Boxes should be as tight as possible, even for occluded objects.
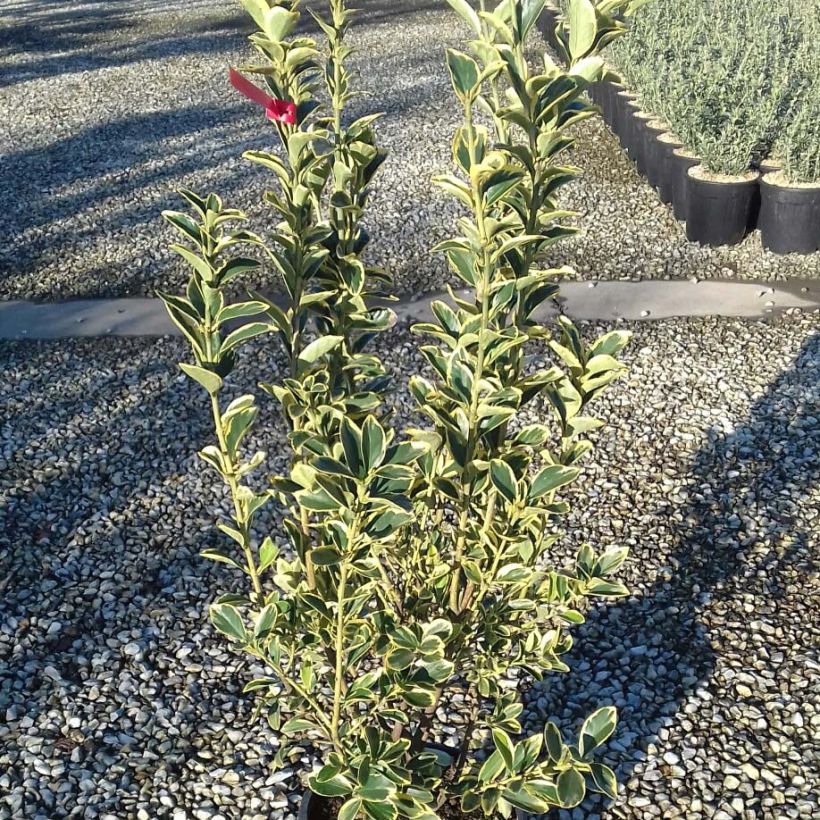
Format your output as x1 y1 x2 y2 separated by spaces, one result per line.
672 147 699 160
687 165 759 185
761 170 820 191
657 131 683 146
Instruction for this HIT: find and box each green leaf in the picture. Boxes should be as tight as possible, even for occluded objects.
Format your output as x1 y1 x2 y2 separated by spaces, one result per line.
216 301 268 324
579 706 617 758
401 686 437 708
310 773 353 797
254 603 277 638
445 49 480 98
298 335 343 364
568 0 598 61
210 603 247 642
589 762 618 799
338 798 363 820
594 547 629 576
200 549 243 570
444 0 481 34
385 647 414 671
170 243 212 281
490 459 518 504
298 489 341 512
557 768 585 808
529 465 580 499
362 800 398 820
585 578 629 597
258 536 277 572
492 728 515 772
215 257 260 284
361 416 387 472
163 210 202 245
357 772 395 802
311 547 342 566
448 358 474 402
477 749 505 783
501 788 549 814
544 722 563 762
179 362 222 395
221 321 271 354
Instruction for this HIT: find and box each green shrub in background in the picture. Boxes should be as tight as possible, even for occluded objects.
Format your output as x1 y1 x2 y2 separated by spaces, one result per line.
777 4 820 184
554 0 820 181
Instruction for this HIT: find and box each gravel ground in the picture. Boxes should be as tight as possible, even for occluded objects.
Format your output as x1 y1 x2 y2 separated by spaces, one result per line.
0 0 461 301
1 313 818 819
2 1 819 302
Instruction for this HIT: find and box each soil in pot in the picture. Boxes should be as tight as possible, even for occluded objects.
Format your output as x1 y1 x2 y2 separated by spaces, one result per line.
670 148 701 221
685 166 760 247
759 158 782 175
301 795 344 820
759 171 820 254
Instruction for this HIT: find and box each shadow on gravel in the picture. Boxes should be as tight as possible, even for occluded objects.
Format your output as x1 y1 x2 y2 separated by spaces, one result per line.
0 3 249 88
0 85 445 298
0 339 220 740
0 0 442 88
535 331 819 817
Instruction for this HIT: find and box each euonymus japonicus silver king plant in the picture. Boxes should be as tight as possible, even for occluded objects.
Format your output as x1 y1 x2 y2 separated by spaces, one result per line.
160 1 646 818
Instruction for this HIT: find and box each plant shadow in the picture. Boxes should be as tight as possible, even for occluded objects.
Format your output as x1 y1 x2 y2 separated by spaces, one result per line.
529 329 819 818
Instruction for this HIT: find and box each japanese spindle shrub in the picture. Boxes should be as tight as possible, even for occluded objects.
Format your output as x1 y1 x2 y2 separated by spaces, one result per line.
160 1 644 817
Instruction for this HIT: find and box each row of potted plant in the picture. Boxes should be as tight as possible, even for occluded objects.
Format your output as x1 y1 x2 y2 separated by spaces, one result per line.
159 1 647 818
543 0 820 254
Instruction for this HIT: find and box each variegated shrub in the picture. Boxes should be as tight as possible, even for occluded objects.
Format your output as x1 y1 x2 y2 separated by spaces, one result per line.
160 1 645 818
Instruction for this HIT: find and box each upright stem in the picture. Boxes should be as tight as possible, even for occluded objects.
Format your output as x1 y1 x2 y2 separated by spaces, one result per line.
448 96 493 614
209 394 263 599
330 512 359 744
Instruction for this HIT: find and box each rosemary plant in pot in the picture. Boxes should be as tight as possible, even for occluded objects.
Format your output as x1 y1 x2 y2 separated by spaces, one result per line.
159 0 646 817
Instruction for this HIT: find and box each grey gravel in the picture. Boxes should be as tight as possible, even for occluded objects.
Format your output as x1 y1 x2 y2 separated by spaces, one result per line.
0 0 462 301
2 0 818 303
1 313 818 818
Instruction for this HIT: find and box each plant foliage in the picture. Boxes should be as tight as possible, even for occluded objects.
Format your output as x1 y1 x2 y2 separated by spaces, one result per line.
587 0 820 179
160 1 644 817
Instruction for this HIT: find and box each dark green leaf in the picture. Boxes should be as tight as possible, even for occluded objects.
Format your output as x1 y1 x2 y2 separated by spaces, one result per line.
529 465 580 499
490 459 518 504
557 768 585 808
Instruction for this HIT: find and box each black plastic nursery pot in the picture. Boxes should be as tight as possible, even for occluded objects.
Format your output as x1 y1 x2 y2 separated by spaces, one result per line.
587 80 605 108
629 111 654 176
613 93 638 151
654 133 683 204
685 166 761 247
622 101 642 158
669 148 701 221
600 81 622 126
641 120 670 190
759 173 820 254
